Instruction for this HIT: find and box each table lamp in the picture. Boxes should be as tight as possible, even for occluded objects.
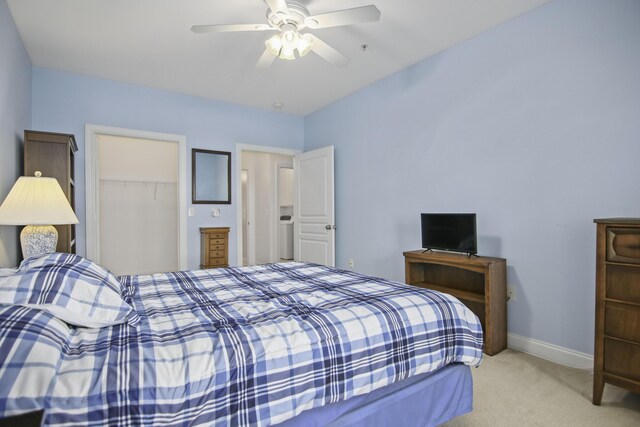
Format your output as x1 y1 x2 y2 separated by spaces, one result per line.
0 171 79 259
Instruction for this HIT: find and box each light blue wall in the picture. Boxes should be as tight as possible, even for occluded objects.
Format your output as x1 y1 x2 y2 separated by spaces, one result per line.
31 68 304 269
305 0 640 354
0 0 31 267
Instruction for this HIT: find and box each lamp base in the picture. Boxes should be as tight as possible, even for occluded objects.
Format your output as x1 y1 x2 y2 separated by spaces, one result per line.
21 225 58 259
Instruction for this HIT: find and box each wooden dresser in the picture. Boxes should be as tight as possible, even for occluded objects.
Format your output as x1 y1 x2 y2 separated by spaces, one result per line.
593 218 640 404
404 250 507 355
24 130 78 254
200 227 229 268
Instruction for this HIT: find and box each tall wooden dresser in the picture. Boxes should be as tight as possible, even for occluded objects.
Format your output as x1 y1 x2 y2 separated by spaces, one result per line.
200 227 229 268
23 130 78 254
593 218 640 404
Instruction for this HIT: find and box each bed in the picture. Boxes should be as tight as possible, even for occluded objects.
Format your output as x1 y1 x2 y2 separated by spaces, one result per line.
0 253 483 426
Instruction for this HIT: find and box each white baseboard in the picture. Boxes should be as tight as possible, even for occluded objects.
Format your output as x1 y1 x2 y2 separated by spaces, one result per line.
507 333 593 370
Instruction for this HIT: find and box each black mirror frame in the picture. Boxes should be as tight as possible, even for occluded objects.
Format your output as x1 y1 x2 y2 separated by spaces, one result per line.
192 148 232 204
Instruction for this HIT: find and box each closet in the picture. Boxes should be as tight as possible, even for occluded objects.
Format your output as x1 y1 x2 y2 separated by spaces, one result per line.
97 135 179 275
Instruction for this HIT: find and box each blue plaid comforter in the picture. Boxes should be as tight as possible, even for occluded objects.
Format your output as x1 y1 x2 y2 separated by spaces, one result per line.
0 262 483 426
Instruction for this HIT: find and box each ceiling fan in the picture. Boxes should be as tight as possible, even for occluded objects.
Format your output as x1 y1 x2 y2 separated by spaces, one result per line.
191 0 381 68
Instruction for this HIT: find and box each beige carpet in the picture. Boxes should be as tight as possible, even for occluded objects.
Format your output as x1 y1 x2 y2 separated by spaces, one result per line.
442 348 640 427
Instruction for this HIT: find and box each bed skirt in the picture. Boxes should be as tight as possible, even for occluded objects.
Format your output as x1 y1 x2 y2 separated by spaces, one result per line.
279 363 473 427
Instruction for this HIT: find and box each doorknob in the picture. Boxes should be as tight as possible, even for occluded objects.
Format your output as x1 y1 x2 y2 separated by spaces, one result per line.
325 225 332 230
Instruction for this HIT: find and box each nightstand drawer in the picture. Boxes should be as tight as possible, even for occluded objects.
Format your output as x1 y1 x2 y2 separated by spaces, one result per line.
608 228 640 264
208 258 226 266
604 338 640 381
605 303 640 342
207 233 226 240
606 265 640 303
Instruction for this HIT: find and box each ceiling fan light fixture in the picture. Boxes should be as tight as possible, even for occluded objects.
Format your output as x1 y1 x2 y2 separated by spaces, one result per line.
281 30 299 50
297 33 314 57
265 33 283 56
282 29 298 44
279 46 296 60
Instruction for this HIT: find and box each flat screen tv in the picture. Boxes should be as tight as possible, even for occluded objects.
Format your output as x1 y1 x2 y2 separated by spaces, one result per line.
421 213 477 255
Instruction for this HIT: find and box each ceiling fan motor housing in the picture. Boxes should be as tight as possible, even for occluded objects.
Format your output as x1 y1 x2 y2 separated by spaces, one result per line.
266 1 311 31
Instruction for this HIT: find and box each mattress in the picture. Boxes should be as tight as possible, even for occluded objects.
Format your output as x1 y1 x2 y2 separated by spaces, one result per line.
0 257 483 426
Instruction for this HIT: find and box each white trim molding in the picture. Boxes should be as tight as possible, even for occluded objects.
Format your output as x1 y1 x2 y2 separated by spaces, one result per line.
85 124 188 270
507 332 593 370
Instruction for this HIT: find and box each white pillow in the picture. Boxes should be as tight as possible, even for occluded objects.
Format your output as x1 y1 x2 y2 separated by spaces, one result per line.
0 253 139 328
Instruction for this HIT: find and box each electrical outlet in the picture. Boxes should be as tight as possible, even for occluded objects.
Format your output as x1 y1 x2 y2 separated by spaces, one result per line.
507 286 516 302
348 258 354 268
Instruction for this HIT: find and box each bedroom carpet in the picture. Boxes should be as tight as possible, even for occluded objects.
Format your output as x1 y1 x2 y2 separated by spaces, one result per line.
442 348 640 427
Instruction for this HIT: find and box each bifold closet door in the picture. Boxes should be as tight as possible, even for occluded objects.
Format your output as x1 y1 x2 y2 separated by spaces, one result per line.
97 135 179 275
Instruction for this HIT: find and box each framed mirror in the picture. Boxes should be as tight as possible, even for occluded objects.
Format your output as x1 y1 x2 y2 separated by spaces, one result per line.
192 149 231 204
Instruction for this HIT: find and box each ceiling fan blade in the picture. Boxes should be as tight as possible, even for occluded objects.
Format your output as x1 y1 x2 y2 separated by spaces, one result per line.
305 5 381 29
191 23 273 34
309 35 349 67
256 49 277 69
264 0 290 16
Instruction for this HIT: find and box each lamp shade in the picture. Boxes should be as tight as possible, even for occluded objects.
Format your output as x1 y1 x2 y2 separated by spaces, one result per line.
0 172 79 225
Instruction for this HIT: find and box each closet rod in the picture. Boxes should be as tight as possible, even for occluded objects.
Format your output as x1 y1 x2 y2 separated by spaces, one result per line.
99 178 177 185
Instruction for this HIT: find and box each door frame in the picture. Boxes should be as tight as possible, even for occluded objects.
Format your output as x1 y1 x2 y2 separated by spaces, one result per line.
241 167 255 266
275 163 294 261
235 143 300 266
85 124 188 270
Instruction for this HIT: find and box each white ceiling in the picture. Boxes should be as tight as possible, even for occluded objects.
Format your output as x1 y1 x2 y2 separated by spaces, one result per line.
8 0 551 115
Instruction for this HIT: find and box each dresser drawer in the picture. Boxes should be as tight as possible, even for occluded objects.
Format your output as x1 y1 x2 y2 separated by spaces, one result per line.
208 251 226 259
606 265 640 303
608 228 640 264
209 238 226 246
604 338 640 381
605 302 640 342
209 243 226 251
206 233 226 240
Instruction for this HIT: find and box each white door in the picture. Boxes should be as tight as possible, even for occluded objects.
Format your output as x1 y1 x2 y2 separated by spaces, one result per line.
294 146 335 266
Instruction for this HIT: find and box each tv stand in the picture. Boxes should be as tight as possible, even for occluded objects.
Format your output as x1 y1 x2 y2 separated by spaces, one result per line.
404 250 507 355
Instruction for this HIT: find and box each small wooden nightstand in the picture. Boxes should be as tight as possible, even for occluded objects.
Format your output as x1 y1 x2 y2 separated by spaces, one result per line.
404 250 507 355
200 227 229 268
